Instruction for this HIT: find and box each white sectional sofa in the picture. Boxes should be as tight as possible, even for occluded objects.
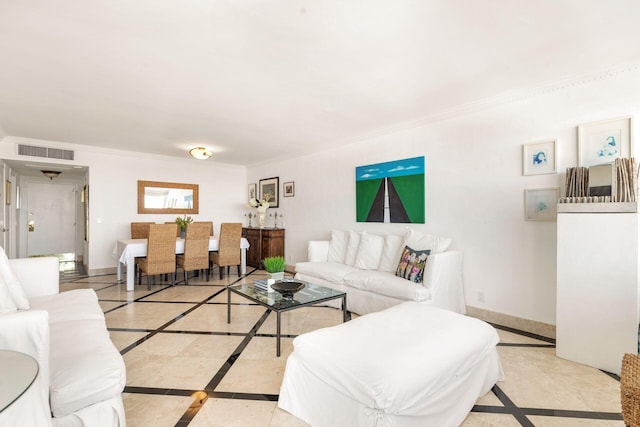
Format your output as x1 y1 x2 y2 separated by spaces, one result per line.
294 229 465 316
0 253 126 427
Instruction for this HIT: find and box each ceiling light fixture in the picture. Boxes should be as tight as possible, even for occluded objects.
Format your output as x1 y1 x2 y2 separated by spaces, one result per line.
41 170 61 180
189 147 212 160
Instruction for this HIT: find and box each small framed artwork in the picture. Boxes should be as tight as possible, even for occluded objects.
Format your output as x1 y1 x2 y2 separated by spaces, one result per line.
522 140 557 175
525 188 559 221
578 116 632 167
248 183 257 202
5 180 10 205
259 177 279 208
283 181 295 197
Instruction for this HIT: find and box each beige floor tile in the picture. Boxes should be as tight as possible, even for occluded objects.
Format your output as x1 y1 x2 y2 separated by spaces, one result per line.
476 390 504 406
498 347 622 412
258 306 344 336
108 330 148 352
105 301 196 329
165 303 268 333
460 412 522 426
240 336 295 360
96 283 162 301
139 284 225 302
100 300 126 312
527 416 624 426
270 406 311 427
216 359 287 395
123 392 193 427
190 398 278 427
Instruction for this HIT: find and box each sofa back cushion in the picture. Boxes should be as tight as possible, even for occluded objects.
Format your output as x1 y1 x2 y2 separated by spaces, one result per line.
404 228 452 253
344 231 361 266
396 246 430 283
377 234 406 272
0 272 18 313
327 230 349 263
354 232 384 270
0 247 30 309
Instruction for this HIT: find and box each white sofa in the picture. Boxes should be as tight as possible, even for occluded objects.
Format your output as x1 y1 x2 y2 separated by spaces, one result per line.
0 254 126 427
294 229 465 316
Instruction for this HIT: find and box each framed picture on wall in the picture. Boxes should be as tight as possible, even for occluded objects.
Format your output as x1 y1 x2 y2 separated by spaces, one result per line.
522 140 557 175
578 116 632 167
283 181 295 197
248 183 257 202
524 188 559 221
259 177 279 208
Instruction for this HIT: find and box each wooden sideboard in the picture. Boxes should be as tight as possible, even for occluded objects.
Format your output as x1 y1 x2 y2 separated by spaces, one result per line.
242 227 285 268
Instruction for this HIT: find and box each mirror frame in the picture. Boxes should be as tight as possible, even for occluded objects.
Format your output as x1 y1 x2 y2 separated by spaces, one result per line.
137 180 199 214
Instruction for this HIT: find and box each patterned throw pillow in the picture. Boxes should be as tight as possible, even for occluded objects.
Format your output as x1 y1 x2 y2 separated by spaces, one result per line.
395 246 430 283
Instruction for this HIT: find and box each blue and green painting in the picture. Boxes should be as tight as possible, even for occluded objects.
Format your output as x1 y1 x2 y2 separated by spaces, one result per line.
355 156 425 223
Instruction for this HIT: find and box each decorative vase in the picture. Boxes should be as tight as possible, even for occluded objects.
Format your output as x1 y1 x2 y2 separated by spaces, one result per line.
267 271 285 282
180 230 186 239
257 211 267 228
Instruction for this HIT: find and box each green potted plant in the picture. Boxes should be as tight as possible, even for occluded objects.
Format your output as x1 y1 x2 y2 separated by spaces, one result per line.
175 215 193 238
263 256 286 282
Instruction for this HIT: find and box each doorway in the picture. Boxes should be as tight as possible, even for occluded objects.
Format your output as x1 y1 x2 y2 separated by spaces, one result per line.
26 182 76 257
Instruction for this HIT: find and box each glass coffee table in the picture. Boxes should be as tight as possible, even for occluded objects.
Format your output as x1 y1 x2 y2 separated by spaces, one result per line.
227 280 348 356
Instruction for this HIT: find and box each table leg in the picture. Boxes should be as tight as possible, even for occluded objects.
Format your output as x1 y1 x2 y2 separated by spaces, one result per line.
126 258 135 292
241 248 247 275
342 294 348 322
227 289 231 324
117 262 123 282
277 311 281 357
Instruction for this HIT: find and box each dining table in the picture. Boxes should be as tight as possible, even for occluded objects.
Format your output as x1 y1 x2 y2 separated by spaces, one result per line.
113 237 250 291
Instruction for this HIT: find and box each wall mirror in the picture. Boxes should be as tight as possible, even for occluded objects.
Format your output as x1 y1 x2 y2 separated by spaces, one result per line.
137 180 199 214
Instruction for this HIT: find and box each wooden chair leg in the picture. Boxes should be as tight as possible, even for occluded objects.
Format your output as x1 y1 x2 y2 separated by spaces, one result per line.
205 268 209 282
147 275 151 290
219 265 223 280
237 265 241 277
184 269 188 285
171 272 175 287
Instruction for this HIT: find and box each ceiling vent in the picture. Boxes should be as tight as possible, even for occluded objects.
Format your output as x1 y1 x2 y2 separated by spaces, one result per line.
18 144 74 161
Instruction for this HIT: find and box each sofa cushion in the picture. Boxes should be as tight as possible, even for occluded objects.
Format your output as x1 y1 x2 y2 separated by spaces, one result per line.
344 231 361 266
327 230 349 263
0 272 18 313
0 247 30 309
295 261 360 284
396 246 430 283
405 228 452 253
49 319 126 418
354 232 384 270
378 234 406 272
344 270 431 302
29 289 105 323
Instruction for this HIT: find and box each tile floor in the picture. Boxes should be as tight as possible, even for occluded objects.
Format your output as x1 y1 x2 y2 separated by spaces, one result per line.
60 268 625 427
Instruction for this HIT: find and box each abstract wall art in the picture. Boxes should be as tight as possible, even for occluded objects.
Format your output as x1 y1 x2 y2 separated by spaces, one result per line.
356 156 425 223
578 116 632 167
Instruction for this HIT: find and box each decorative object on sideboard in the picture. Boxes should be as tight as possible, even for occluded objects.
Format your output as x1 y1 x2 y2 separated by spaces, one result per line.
248 194 271 228
560 157 638 204
522 140 557 176
565 167 589 198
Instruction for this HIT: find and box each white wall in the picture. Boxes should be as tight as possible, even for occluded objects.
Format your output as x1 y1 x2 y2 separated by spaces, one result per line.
248 69 640 326
0 139 247 273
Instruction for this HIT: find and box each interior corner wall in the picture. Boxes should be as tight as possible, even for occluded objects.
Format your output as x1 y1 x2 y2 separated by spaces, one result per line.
247 69 640 326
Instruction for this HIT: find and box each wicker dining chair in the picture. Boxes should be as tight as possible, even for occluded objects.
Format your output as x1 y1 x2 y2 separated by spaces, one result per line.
176 222 210 285
164 222 181 237
136 224 177 289
194 221 214 236
210 222 242 279
130 222 154 239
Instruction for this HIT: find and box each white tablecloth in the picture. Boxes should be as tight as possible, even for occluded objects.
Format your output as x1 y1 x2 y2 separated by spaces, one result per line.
112 237 250 291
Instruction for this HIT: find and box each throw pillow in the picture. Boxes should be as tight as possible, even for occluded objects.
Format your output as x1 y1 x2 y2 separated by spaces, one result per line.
377 234 406 272
395 245 430 283
0 247 30 309
327 230 349 263
344 231 361 266
0 271 18 314
354 232 384 270
404 228 452 253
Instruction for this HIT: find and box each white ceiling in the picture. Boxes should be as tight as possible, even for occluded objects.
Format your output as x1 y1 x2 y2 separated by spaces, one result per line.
1 0 640 166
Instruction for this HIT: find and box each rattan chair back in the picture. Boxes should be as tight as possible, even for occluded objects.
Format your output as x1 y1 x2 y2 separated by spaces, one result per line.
194 221 214 236
164 221 181 237
211 222 242 268
141 224 177 275
131 222 154 239
178 222 211 271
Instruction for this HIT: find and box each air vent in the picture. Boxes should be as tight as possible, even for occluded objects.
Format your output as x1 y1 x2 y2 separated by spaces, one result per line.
18 144 74 161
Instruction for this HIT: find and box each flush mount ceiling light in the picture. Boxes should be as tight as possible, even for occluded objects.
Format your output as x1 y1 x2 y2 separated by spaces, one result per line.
188 147 212 160
41 170 61 180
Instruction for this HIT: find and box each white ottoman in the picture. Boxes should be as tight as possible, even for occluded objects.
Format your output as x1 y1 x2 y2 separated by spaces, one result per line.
278 302 504 427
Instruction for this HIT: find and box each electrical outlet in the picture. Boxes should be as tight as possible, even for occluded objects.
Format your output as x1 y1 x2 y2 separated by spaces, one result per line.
477 292 485 303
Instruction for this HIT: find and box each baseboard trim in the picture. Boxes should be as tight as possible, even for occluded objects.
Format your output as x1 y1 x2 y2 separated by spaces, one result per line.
466 305 556 340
